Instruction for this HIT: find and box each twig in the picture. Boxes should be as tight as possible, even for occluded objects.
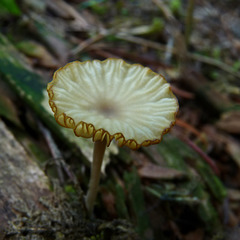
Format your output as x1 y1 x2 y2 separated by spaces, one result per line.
116 33 175 53
90 48 119 59
182 137 220 175
38 122 78 185
188 52 240 79
152 0 174 20
116 33 240 79
39 122 65 185
71 33 105 55
171 86 195 99
176 119 206 144
46 0 89 30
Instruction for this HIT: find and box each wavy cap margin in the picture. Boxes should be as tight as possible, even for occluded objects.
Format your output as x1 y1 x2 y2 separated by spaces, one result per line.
47 59 179 150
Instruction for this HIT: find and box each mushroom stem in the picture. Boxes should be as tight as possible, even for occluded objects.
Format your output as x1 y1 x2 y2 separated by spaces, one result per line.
86 138 107 216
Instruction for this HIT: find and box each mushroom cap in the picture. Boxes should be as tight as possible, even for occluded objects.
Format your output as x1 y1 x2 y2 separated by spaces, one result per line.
47 58 178 150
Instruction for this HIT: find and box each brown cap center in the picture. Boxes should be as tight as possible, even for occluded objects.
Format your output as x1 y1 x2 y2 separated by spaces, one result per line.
97 102 117 118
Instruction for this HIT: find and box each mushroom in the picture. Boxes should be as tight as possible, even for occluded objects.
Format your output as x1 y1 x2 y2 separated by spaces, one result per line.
47 58 178 215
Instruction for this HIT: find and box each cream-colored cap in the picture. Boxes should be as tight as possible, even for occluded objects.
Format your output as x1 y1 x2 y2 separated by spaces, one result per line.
47 58 178 149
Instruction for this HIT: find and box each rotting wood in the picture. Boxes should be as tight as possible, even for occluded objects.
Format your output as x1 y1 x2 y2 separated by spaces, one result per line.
0 119 138 240
0 119 52 237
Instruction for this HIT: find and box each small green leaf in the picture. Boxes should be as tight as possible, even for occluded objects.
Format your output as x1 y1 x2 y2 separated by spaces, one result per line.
0 0 21 16
233 60 240 72
124 167 150 238
115 184 129 219
170 0 182 14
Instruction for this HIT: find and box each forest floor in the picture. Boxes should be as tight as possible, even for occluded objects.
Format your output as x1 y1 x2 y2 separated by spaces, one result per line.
0 0 240 240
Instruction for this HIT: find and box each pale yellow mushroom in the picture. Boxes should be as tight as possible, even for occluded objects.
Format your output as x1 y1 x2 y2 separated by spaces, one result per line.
47 58 179 215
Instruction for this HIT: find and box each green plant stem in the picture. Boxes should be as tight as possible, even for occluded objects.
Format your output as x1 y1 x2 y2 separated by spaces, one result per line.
86 138 107 216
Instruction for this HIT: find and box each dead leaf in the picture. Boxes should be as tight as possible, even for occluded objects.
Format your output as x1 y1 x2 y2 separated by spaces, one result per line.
217 111 240 134
47 0 89 29
138 162 186 180
225 137 240 168
183 228 204 240
16 41 59 68
227 189 240 201
0 84 21 127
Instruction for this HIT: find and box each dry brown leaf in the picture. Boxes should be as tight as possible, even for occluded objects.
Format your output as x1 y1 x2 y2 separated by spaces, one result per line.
217 111 240 134
225 137 240 168
46 0 89 30
17 41 59 68
227 189 240 201
0 84 21 127
183 228 204 240
138 162 186 180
